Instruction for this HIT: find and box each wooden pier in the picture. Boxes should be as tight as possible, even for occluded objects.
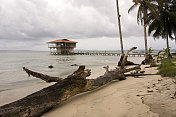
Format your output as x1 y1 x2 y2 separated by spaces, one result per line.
74 51 146 57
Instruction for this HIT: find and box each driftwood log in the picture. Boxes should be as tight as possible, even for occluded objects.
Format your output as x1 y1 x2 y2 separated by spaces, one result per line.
0 47 140 117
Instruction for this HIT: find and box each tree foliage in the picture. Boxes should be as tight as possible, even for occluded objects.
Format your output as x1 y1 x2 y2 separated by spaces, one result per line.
128 0 158 62
148 0 176 40
148 0 176 58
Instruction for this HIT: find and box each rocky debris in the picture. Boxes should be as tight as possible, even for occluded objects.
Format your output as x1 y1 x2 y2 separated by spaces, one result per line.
141 78 176 117
135 77 176 117
155 88 159 90
173 80 176 84
70 64 80 66
158 79 163 82
147 89 154 93
170 94 175 99
147 86 150 89
48 65 53 68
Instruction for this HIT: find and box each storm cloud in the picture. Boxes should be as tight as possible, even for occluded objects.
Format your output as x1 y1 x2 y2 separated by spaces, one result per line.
0 0 175 50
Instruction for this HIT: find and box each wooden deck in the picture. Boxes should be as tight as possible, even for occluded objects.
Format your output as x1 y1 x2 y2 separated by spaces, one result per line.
74 51 146 57
49 51 152 57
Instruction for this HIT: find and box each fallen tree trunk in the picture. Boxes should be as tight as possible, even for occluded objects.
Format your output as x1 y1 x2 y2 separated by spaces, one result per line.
0 66 91 117
0 47 139 117
124 73 159 77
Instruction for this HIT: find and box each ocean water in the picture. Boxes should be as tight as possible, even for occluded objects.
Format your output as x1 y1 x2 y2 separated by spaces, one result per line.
0 50 144 91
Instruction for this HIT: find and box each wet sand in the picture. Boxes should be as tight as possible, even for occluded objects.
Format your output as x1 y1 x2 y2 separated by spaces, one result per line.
0 82 54 106
0 64 116 106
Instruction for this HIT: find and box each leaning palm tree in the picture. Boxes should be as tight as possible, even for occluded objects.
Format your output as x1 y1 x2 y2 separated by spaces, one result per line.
128 0 157 64
148 0 176 58
116 0 136 66
116 0 125 66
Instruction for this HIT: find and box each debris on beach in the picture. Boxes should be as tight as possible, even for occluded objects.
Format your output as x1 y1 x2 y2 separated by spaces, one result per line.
48 65 53 69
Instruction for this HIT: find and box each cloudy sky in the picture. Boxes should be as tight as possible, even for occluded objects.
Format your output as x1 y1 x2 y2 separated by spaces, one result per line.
0 0 175 51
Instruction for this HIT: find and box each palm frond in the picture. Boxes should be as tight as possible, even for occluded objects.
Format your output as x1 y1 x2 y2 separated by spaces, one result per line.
137 5 143 24
148 20 159 35
128 4 138 13
145 1 160 21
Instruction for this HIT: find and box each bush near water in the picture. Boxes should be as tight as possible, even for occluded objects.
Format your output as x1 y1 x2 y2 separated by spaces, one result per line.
157 59 176 77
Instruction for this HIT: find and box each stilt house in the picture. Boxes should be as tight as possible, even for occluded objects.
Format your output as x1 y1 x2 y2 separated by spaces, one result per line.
48 39 77 55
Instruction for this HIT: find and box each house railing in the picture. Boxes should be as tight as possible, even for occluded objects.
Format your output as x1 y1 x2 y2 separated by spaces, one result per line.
48 45 76 48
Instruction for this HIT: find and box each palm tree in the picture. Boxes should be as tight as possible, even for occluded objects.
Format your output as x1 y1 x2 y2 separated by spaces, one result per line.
128 0 157 63
148 0 176 58
116 0 125 65
168 0 176 39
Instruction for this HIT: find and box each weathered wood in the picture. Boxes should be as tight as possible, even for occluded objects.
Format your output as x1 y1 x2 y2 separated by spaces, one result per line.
124 73 159 77
121 47 137 70
23 67 63 83
118 47 137 66
0 47 139 117
0 66 91 117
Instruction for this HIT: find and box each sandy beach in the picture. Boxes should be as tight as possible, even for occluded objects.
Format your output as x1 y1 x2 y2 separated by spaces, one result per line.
0 65 176 117
42 66 176 117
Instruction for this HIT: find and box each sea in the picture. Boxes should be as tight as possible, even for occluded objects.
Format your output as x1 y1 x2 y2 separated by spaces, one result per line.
0 50 145 93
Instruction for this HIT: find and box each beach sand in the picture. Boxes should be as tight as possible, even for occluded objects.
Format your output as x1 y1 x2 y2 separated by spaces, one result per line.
0 66 176 117
42 66 176 117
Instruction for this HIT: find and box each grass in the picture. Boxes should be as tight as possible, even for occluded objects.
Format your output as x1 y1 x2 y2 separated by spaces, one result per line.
157 59 176 77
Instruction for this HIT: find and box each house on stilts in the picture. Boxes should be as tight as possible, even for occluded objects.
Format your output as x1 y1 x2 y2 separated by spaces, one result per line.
47 39 77 55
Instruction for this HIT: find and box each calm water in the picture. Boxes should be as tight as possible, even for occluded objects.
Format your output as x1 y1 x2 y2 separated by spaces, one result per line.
0 51 144 91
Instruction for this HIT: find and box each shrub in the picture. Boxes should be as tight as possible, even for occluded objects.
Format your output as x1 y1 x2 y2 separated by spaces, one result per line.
157 59 176 77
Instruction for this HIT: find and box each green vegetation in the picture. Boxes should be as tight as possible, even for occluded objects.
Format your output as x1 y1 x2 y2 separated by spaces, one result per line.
157 59 176 77
128 0 157 61
128 0 176 60
154 48 169 60
148 0 176 59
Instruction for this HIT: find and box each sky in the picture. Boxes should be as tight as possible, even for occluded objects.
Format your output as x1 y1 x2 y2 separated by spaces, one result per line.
0 0 175 51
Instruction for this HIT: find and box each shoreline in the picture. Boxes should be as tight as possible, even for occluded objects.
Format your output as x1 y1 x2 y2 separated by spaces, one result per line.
0 66 176 117
0 64 116 106
0 82 54 106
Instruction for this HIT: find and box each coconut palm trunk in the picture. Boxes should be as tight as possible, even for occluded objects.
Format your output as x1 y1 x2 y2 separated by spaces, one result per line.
166 25 172 58
143 6 149 60
116 0 124 57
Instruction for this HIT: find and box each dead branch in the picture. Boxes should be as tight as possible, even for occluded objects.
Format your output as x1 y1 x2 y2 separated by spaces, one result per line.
124 73 159 77
121 47 137 70
23 67 63 83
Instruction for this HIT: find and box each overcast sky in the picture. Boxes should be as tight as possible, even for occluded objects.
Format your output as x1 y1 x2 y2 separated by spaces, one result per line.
0 0 175 51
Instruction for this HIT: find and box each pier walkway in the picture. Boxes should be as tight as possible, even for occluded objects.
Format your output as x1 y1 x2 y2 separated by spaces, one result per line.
74 51 147 57
50 51 148 57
